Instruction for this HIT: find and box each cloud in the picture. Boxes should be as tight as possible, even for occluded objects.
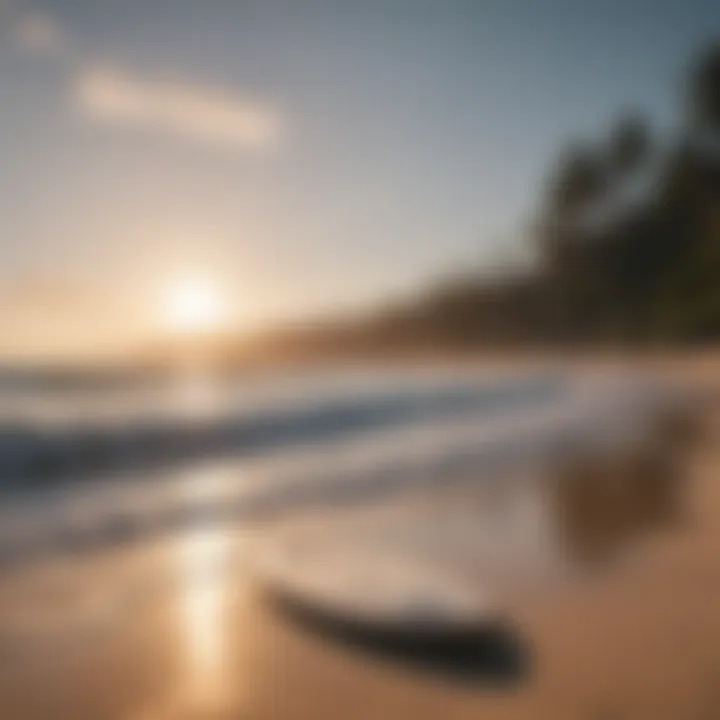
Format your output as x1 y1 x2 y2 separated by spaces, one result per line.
12 10 67 55
8 8 287 154
75 67 284 152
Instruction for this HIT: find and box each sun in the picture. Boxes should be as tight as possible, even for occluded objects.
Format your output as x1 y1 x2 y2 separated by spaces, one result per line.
161 276 228 334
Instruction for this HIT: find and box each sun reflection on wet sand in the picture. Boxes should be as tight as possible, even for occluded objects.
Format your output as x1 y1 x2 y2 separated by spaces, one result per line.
173 459 247 716
180 525 229 702
134 466 247 720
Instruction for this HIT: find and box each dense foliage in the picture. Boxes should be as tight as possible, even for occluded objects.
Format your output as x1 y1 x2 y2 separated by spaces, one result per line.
238 42 720 360
404 42 720 346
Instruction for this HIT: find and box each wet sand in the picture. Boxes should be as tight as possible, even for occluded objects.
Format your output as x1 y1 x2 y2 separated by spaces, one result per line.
1 363 719 719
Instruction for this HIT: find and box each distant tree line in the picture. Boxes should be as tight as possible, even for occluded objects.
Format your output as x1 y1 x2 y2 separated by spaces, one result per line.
378 41 720 348
530 41 720 344
239 42 720 361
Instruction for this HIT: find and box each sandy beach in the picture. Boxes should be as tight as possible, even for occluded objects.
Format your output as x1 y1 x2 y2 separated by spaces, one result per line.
0 359 718 720
2 0 719 713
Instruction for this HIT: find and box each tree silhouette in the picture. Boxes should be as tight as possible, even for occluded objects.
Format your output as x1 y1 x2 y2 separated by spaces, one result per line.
608 115 651 177
259 40 720 356
689 42 720 133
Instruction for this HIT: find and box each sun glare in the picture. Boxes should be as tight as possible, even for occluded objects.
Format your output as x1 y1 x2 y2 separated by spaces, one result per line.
162 276 227 334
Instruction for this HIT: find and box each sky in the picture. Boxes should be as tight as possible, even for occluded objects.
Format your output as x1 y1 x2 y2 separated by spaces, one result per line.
0 0 718 357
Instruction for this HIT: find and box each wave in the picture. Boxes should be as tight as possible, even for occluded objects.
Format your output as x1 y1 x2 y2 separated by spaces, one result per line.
0 371 561 488
0 368 685 572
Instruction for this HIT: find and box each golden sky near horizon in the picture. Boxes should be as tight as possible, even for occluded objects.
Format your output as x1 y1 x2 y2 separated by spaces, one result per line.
0 272 239 360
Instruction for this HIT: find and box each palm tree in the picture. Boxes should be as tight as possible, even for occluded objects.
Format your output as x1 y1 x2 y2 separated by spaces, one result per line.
536 144 608 339
608 115 651 178
546 144 606 221
688 42 720 134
